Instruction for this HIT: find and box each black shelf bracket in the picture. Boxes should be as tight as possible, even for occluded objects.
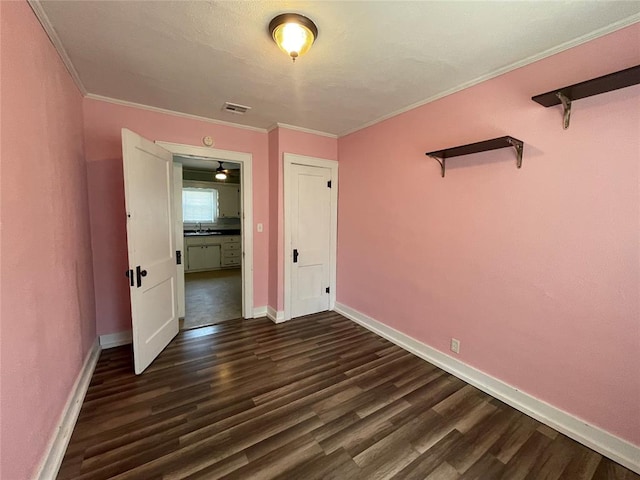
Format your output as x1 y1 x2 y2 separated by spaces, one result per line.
426 136 524 178
532 65 640 129
429 156 446 178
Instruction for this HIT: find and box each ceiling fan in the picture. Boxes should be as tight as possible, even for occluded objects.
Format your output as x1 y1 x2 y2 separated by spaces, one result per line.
214 161 228 180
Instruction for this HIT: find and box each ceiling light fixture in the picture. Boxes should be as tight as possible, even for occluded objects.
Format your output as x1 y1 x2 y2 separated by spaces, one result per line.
269 13 318 62
215 161 227 180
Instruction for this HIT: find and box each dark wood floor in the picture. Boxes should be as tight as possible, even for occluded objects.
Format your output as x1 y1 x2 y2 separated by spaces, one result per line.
58 312 638 480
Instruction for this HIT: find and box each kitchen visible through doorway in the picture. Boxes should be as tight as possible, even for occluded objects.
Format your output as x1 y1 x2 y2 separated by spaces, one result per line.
176 156 243 330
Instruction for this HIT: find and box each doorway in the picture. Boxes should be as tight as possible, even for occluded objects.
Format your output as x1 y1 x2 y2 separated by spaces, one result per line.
157 141 254 328
178 159 242 329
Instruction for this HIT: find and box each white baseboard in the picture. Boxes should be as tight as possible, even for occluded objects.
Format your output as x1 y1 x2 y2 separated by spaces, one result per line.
34 338 101 480
267 306 285 324
334 302 640 474
99 330 132 349
253 306 267 318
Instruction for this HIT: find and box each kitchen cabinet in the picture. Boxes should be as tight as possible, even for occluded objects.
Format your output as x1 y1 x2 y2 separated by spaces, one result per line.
217 184 240 218
184 234 240 271
187 245 220 271
185 236 222 272
221 235 241 268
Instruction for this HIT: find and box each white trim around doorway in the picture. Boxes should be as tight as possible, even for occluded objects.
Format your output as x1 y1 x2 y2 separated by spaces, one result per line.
283 153 338 322
156 141 254 319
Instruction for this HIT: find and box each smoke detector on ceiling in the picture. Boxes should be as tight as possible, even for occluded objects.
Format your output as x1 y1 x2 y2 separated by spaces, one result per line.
222 102 251 115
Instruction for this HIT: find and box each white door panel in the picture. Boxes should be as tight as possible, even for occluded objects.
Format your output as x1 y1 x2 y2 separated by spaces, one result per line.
122 129 179 375
291 164 331 317
137 276 175 342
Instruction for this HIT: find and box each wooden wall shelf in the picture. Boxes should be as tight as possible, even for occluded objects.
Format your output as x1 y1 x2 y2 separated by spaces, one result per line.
426 136 524 178
532 65 640 129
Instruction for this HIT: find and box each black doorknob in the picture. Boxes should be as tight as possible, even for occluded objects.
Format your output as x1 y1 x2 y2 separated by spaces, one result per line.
136 266 147 287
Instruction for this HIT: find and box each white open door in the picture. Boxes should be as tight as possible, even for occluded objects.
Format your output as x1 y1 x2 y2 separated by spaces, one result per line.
173 163 185 318
122 129 179 374
290 164 332 317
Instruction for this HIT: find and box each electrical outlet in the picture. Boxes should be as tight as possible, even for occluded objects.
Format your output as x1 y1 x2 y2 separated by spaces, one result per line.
450 338 460 354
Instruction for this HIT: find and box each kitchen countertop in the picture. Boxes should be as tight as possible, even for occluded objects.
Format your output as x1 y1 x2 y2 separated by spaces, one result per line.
184 230 241 237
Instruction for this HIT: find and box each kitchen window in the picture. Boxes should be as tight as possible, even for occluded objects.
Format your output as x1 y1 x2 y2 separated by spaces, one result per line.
182 187 218 223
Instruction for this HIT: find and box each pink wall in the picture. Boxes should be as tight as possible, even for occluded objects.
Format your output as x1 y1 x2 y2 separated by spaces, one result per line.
0 3 97 478
337 24 640 445
83 99 270 335
268 127 338 311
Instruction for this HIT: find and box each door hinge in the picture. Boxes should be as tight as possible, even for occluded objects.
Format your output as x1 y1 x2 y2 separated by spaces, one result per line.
176 250 182 265
327 180 332 188
325 287 330 294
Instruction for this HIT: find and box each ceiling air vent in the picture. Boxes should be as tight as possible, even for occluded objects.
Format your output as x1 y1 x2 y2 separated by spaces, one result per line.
222 102 251 115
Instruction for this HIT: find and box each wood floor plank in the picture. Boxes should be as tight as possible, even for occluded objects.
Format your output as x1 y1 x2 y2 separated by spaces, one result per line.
500 431 555 480
395 430 465 480
223 434 325 480
490 411 539 464
318 397 412 455
181 451 248 480
446 407 520 473
352 409 439 466
355 440 421 479
272 447 356 480
425 461 461 480
57 312 640 480
458 453 505 479
558 444 602 480
522 434 580 480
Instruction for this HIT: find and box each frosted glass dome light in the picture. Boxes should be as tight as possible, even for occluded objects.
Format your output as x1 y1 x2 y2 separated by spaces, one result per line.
269 13 318 62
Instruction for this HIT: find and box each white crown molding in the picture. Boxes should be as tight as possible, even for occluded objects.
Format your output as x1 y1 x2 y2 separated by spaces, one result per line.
85 94 268 133
339 14 640 137
268 123 338 139
34 338 100 480
87 95 337 140
333 302 640 474
99 330 132 349
28 0 87 95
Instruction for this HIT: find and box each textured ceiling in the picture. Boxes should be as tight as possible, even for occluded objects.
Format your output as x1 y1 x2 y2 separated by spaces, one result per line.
37 1 640 136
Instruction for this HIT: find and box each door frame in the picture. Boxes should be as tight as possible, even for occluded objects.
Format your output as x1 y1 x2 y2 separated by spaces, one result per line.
157 141 254 319
283 153 338 321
